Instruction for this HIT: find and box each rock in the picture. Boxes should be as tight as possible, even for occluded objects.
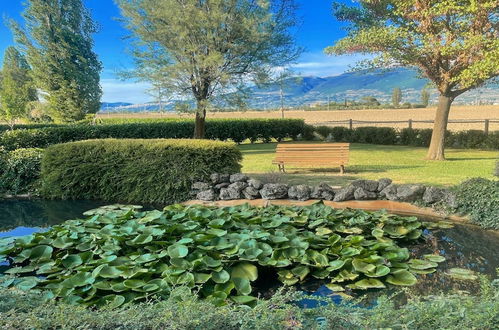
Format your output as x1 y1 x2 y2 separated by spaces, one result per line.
288 185 312 201
260 183 289 200
219 187 242 200
351 180 379 192
443 191 458 209
228 182 248 192
396 184 426 202
333 185 356 202
311 183 336 201
243 187 261 200
377 178 393 192
214 182 230 191
380 184 398 200
230 173 249 183
354 187 378 200
248 178 263 190
423 186 446 204
192 182 211 191
210 173 230 184
196 189 217 201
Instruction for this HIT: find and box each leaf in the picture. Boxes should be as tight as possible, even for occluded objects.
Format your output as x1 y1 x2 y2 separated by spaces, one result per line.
61 254 83 268
445 268 478 280
352 259 376 273
231 295 257 304
15 277 39 291
97 266 123 279
386 269 417 286
30 245 53 262
99 295 126 309
408 259 438 270
233 277 252 296
230 263 258 281
291 265 310 281
423 254 446 263
167 244 189 258
328 259 346 271
349 279 386 290
212 270 230 284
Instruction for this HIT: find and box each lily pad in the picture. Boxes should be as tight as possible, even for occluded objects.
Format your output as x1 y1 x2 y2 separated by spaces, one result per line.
445 268 478 280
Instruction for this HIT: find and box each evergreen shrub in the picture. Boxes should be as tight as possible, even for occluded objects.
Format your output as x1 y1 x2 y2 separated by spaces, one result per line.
40 139 241 204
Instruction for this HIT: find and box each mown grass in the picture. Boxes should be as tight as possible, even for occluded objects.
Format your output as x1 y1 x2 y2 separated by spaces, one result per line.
239 143 498 187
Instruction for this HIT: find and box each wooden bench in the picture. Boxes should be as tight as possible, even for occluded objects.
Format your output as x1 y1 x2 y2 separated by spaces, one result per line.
272 143 350 174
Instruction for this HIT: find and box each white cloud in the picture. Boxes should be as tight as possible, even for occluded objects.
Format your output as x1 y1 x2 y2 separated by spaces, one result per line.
101 79 153 104
291 52 373 77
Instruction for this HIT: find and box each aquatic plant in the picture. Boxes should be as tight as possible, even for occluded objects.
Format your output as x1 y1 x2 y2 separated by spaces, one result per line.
0 203 448 307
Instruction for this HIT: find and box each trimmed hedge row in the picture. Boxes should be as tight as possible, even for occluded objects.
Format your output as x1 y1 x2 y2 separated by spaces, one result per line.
0 148 43 195
0 124 60 134
0 119 307 150
314 126 499 149
40 139 242 204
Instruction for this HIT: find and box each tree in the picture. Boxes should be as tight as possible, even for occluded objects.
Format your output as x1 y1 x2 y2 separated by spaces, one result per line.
0 47 37 128
392 87 401 107
421 89 430 108
326 0 499 160
117 0 301 138
10 0 102 123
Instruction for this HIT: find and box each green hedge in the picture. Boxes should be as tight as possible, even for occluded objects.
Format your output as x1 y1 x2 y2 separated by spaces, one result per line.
40 139 242 204
454 178 499 230
0 123 60 135
0 119 307 150
0 148 43 195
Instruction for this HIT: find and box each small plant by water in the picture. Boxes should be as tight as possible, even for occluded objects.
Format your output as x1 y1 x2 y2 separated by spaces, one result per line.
0 203 452 308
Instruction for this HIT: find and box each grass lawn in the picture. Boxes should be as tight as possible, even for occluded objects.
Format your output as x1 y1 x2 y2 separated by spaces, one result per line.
239 143 498 187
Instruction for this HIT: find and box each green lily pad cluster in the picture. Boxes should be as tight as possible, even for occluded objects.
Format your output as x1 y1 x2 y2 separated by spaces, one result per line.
0 203 449 307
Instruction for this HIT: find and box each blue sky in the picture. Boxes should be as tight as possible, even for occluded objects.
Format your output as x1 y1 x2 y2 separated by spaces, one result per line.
0 0 365 103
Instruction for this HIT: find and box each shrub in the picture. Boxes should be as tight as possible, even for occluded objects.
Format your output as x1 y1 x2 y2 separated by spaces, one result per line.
0 123 59 134
0 119 307 150
447 130 489 149
0 148 43 195
314 126 353 142
453 178 499 229
352 127 397 145
40 139 242 204
399 128 434 147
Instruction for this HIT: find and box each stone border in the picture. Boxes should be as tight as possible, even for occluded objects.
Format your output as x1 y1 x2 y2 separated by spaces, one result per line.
191 173 457 209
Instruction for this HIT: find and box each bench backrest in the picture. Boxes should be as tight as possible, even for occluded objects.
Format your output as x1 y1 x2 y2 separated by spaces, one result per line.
274 143 350 165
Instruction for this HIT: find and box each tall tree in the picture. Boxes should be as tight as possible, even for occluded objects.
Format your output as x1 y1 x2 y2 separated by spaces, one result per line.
326 0 499 160
117 0 301 138
392 87 401 107
421 89 430 108
0 47 37 128
10 0 102 123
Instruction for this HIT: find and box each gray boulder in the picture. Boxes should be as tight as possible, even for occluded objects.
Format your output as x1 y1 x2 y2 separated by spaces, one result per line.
210 173 230 184
214 182 230 191
230 173 249 183
192 182 211 191
443 191 458 209
288 185 312 201
423 186 446 204
311 183 336 201
219 187 242 200
196 189 217 201
228 182 248 192
396 184 426 202
248 178 263 190
351 180 379 192
260 183 289 200
243 187 261 200
333 185 356 202
377 178 393 192
380 184 398 200
354 187 378 200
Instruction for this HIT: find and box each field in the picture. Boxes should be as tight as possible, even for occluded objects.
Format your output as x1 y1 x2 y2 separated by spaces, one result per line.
239 143 498 187
97 105 499 131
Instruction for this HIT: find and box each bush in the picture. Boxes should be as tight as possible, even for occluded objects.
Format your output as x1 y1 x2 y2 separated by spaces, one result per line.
0 123 59 134
453 178 499 230
400 128 434 147
40 139 242 204
352 127 398 145
0 148 43 195
0 119 307 150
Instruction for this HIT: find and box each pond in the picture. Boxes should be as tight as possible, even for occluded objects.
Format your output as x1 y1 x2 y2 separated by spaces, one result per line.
1 199 498 306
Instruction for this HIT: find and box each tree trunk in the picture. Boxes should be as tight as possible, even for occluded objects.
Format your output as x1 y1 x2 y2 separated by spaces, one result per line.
194 102 206 139
426 94 453 160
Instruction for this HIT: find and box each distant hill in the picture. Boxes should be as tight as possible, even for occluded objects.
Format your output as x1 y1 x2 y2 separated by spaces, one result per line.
100 68 499 112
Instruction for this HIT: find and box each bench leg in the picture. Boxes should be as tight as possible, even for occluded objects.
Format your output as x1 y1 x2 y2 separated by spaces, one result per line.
340 165 345 175
278 163 286 173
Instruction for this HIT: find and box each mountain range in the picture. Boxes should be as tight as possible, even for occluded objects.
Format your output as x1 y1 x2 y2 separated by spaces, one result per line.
100 68 499 112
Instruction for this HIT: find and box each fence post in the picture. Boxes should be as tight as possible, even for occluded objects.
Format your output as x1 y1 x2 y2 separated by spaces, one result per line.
408 119 413 129
349 119 353 130
484 119 489 135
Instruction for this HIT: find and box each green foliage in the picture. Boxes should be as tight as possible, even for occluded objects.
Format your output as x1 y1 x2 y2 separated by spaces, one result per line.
0 203 449 308
0 123 59 135
0 119 307 150
0 148 43 195
0 279 498 329
0 47 37 127
40 139 242 204
453 178 499 230
11 0 102 122
421 89 430 107
392 87 401 107
352 127 397 145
